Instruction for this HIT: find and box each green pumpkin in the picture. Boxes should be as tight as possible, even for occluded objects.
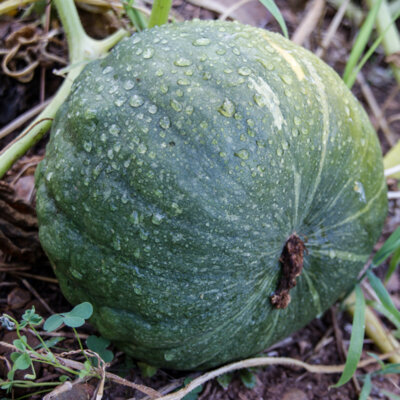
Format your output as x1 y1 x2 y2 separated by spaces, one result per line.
35 20 387 370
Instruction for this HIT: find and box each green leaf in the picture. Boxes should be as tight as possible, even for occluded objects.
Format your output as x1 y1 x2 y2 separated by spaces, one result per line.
367 270 400 327
258 0 288 38
385 246 400 282
359 374 371 400
137 361 158 378
13 336 27 351
13 353 31 371
10 352 22 363
216 372 233 389
372 226 400 267
44 314 64 332
40 336 65 350
59 375 70 382
343 0 383 86
239 369 257 389
62 316 85 328
86 335 114 363
68 302 93 319
21 307 43 326
78 360 93 379
333 285 365 387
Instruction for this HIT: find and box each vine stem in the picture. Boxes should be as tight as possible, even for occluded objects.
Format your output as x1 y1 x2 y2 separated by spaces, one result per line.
148 0 172 28
0 0 128 178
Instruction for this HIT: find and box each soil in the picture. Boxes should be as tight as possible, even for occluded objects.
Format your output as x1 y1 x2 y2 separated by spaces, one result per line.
1 1 400 399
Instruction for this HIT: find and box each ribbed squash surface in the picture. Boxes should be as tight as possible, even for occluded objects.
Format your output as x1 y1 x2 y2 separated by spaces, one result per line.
35 20 387 370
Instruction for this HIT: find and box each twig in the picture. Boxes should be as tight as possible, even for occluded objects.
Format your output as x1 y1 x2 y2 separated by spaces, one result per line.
21 278 54 314
0 98 52 140
9 271 58 284
219 0 255 21
291 0 326 45
385 164 400 176
315 0 350 58
155 352 398 400
388 191 400 199
356 72 396 146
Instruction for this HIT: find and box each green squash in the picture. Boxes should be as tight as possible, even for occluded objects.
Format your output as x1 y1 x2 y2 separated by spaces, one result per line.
35 20 387 370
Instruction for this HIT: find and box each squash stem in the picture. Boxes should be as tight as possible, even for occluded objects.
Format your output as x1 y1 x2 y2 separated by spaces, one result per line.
0 1 127 178
148 0 172 28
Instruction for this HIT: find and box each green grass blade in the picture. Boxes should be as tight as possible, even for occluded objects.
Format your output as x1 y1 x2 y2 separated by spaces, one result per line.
359 374 372 400
123 0 148 31
368 300 400 330
343 0 383 86
372 226 400 267
367 270 400 326
382 390 400 400
148 0 172 28
333 285 365 387
385 246 400 282
346 9 400 88
258 0 289 38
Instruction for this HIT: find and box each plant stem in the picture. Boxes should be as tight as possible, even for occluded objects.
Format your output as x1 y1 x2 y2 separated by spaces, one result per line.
148 0 172 28
0 0 127 179
365 0 400 84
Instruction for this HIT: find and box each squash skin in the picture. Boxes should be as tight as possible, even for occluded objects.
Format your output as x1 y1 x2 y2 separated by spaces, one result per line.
35 20 387 370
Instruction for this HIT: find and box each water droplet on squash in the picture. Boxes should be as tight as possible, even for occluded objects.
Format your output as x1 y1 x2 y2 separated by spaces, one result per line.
133 285 142 295
170 99 183 112
71 269 83 279
130 95 144 108
219 151 227 158
174 57 192 67
83 141 92 152
235 149 249 160
148 104 158 114
193 37 210 46
123 80 135 90
113 238 121 251
164 350 175 361
160 83 169 94
137 143 147 154
218 98 235 117
143 48 154 59
114 98 125 107
294 116 301 126
151 213 164 225
276 148 283 156
280 74 293 84
109 124 120 136
253 94 266 107
130 210 140 225
159 116 171 129
177 78 190 86
102 66 113 75
185 105 194 115
107 149 114 159
155 69 164 77
238 67 251 76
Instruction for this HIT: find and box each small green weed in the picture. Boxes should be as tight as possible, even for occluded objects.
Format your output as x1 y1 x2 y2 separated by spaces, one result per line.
0 302 113 397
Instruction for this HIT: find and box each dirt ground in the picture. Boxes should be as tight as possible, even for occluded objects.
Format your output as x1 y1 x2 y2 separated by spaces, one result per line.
1 0 400 399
